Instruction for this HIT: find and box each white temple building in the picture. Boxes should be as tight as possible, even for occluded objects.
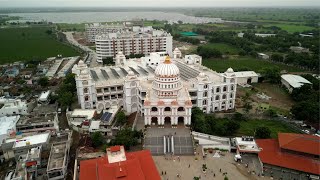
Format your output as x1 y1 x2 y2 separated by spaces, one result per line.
72 48 237 126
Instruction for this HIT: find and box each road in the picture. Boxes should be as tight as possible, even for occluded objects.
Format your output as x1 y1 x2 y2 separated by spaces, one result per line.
64 31 101 68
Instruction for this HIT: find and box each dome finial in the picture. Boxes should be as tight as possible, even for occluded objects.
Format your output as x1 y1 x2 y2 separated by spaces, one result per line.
164 56 171 64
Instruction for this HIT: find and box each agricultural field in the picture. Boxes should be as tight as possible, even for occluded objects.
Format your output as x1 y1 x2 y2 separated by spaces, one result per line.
263 23 315 33
0 27 79 64
202 43 240 54
202 57 304 73
236 119 299 138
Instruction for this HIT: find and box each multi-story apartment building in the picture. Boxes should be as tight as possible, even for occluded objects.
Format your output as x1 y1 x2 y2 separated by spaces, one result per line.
85 23 128 43
73 49 237 126
95 26 173 62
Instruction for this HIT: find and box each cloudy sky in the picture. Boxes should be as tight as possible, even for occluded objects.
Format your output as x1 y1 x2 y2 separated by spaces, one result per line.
0 0 319 7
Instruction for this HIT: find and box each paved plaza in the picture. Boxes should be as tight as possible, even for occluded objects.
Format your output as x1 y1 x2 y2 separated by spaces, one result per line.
153 147 270 180
144 126 194 156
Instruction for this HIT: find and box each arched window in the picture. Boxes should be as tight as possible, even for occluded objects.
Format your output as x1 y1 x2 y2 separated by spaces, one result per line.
178 107 185 111
203 91 207 97
84 95 89 101
216 87 220 93
223 86 227 92
215 95 220 100
83 88 88 94
203 100 207 105
222 94 227 99
151 107 158 112
230 93 233 98
231 85 234 91
164 107 171 111
204 84 208 89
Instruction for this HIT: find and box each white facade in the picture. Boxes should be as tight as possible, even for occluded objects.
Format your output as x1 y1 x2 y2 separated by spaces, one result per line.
0 116 20 146
234 71 259 85
73 49 237 126
85 23 128 43
0 98 30 117
281 74 312 93
95 27 172 62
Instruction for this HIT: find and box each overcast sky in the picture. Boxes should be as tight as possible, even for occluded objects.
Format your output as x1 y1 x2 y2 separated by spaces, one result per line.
0 0 319 7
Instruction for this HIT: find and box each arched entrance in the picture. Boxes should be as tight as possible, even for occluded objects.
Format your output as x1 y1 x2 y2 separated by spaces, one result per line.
164 117 171 125
151 117 158 125
247 77 252 84
178 117 184 125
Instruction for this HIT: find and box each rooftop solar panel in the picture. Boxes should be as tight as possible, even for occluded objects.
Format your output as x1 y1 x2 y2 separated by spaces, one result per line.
101 112 113 122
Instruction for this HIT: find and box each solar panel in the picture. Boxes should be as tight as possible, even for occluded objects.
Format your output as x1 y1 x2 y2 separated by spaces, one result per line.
100 69 109 80
120 67 128 76
101 112 113 122
111 68 120 78
129 67 139 75
138 66 149 75
90 70 99 81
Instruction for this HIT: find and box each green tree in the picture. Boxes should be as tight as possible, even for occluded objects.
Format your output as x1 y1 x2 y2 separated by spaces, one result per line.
38 76 49 87
255 126 271 139
271 53 284 62
91 132 105 148
260 67 280 83
58 91 73 108
291 101 319 123
111 128 139 150
45 29 53 35
232 112 246 121
243 101 252 114
265 109 277 118
103 57 115 65
191 107 205 132
116 111 127 126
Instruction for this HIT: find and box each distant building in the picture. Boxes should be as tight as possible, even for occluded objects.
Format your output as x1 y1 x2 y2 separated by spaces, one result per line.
281 74 312 93
290 46 310 53
257 53 269 60
234 71 259 85
85 23 129 43
95 26 173 62
4 67 19 78
299 33 313 38
256 133 320 178
255 33 276 38
237 33 244 38
16 113 59 133
78 146 160 180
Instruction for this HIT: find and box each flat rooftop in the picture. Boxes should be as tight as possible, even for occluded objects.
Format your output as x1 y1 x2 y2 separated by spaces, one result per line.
235 137 260 153
5 133 50 148
281 74 312 88
17 114 56 126
47 142 67 170
71 109 96 119
0 115 20 135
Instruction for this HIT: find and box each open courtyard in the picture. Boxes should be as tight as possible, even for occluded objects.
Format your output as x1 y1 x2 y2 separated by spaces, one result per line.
152 147 270 180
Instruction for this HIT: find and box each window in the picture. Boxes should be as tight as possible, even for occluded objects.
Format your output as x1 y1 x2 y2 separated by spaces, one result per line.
223 86 227 92
216 87 220 93
164 107 171 111
222 94 227 99
203 100 207 105
84 96 89 101
230 93 233 98
203 91 208 97
178 107 185 111
151 107 158 111
83 88 88 94
231 85 234 91
215 96 220 100
204 84 208 89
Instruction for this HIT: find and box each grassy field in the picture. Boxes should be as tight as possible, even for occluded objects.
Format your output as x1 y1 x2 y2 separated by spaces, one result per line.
202 57 304 73
0 27 79 64
236 119 299 138
264 23 315 33
203 43 240 54
57 23 86 31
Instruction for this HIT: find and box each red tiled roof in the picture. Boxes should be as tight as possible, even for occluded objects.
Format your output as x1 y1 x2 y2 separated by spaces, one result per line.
278 133 320 156
79 149 160 180
110 145 121 152
256 139 320 175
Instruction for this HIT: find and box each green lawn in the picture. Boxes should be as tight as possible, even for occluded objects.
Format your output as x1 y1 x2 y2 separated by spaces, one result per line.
202 57 304 73
57 23 86 32
237 119 299 138
264 23 315 33
0 27 79 64
204 43 240 54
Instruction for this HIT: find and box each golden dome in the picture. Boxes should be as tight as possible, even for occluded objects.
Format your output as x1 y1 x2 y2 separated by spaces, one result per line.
164 56 171 64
